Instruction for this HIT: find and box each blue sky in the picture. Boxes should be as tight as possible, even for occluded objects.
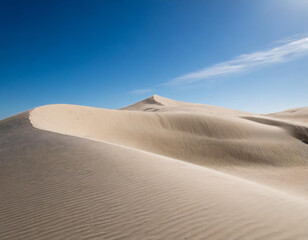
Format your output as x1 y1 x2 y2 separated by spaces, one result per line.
1 0 308 119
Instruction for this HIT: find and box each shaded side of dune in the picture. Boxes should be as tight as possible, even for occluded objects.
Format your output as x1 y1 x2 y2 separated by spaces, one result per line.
244 116 308 144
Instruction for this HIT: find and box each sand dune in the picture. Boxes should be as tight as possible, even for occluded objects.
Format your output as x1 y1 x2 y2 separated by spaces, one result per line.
30 96 308 167
1 95 308 239
267 107 308 124
121 95 250 115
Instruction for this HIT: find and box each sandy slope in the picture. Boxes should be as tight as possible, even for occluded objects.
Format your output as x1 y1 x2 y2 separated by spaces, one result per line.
267 107 308 124
30 96 308 167
1 95 308 239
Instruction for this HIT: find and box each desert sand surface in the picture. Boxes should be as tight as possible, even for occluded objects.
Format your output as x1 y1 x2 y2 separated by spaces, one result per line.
1 95 308 239
267 107 308 124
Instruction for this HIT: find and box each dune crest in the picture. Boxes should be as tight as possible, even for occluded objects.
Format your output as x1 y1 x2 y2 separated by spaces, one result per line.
122 95 249 115
267 107 308 124
30 96 308 168
29 96 308 197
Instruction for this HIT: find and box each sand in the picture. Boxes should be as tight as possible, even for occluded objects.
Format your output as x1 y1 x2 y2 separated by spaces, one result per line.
267 107 308 124
1 95 308 239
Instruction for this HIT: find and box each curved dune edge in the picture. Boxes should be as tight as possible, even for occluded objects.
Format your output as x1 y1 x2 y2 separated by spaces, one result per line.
1 111 308 239
29 98 308 199
267 107 308 124
28 107 308 200
29 104 308 168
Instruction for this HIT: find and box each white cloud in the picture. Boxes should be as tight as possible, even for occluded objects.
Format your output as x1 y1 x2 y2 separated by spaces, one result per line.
130 89 153 94
167 36 308 85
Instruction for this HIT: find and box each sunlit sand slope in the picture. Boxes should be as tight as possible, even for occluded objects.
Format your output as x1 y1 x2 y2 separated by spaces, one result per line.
1 112 308 240
30 96 308 167
267 107 308 124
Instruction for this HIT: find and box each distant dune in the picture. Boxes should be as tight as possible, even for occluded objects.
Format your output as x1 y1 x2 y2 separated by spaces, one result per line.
1 95 308 239
267 107 308 124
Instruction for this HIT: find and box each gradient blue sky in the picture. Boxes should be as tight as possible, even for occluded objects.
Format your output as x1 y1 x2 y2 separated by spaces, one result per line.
1 0 308 119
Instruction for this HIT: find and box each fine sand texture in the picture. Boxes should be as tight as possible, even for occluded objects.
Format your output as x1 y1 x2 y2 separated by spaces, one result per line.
267 107 308 124
1 95 308 239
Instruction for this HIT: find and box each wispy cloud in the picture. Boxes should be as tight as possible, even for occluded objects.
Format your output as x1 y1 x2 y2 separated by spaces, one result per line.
167 36 308 85
130 88 153 95
274 33 308 44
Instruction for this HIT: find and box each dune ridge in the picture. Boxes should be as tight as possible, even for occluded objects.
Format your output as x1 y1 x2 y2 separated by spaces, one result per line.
121 95 250 115
267 107 308 124
1 95 308 239
30 97 308 168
